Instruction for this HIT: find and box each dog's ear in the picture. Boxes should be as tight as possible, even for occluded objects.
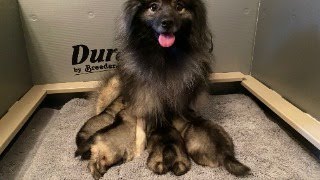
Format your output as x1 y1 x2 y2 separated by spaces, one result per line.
120 0 142 34
192 1 207 31
190 0 212 52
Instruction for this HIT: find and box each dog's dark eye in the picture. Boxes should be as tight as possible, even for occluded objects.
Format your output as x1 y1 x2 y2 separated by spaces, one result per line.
149 3 159 12
176 3 185 12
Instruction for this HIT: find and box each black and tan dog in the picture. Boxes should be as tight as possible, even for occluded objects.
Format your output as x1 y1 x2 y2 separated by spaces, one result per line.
173 112 250 176
75 75 147 179
114 0 213 175
75 96 125 160
75 0 250 178
75 100 146 179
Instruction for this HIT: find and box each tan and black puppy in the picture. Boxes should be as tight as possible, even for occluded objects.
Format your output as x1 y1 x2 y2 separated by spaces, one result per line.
85 110 145 180
173 112 250 176
75 97 125 159
76 73 147 179
75 72 123 159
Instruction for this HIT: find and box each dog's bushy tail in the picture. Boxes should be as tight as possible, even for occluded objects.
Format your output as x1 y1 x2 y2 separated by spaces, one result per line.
223 154 250 176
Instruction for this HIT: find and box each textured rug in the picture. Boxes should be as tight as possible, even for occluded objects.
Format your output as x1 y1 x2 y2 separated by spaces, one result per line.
1 94 320 180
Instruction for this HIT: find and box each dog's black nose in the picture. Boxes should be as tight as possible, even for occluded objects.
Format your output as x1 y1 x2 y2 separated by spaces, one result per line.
161 19 173 29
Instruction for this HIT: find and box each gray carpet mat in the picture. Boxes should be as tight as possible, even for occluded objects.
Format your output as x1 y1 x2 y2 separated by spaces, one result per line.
1 94 319 179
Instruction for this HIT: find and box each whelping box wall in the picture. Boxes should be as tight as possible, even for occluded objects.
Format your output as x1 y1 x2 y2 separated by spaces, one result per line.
18 0 260 84
252 0 320 119
0 0 33 118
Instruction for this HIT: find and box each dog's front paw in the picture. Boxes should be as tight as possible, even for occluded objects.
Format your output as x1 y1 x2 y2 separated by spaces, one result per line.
163 144 191 176
147 127 191 176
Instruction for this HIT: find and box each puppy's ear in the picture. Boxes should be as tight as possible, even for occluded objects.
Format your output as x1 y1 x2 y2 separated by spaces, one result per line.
120 0 142 34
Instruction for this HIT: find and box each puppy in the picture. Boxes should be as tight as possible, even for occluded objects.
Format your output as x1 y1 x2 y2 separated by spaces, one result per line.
85 110 145 180
172 113 250 176
76 73 147 179
75 97 125 160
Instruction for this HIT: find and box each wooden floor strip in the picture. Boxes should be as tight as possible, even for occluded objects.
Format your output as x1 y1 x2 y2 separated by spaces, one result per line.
44 81 100 94
209 72 245 83
0 86 46 154
242 75 320 149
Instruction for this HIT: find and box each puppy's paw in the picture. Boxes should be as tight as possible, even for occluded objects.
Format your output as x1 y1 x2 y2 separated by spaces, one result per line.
88 147 109 179
95 106 105 116
88 161 105 180
172 161 190 176
148 161 168 174
147 153 169 174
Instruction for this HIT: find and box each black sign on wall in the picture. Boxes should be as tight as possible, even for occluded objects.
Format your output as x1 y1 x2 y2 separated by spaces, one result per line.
72 45 118 75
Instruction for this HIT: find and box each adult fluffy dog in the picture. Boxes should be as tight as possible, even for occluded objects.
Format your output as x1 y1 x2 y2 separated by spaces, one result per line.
77 0 250 178
115 0 214 175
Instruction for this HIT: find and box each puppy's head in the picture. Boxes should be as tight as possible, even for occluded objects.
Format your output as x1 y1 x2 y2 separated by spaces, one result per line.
119 0 210 49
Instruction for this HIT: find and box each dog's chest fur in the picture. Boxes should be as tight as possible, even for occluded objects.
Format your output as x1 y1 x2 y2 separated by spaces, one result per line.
120 50 206 117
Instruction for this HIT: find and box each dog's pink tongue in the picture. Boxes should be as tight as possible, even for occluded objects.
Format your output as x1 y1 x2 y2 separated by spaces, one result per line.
158 33 175 48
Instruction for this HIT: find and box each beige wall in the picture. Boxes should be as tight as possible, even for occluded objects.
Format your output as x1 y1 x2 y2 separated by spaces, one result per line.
19 0 259 84
252 0 320 119
0 0 33 117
